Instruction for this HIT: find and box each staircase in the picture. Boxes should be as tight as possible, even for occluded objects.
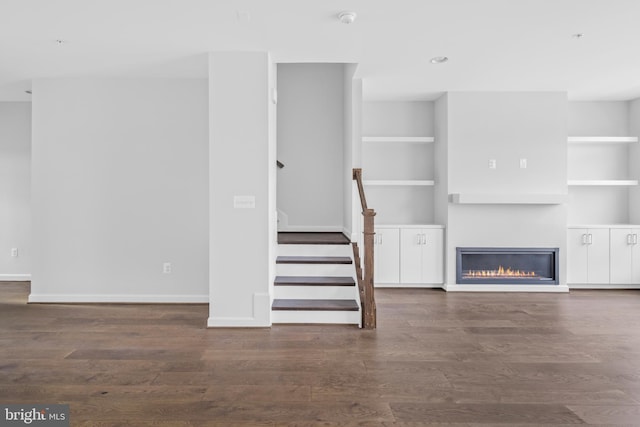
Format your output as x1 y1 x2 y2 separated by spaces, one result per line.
272 232 361 326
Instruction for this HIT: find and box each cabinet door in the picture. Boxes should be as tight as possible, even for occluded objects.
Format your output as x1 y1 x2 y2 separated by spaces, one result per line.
610 229 632 284
631 229 640 284
587 228 610 284
374 228 400 285
400 229 423 283
422 229 444 284
567 229 588 284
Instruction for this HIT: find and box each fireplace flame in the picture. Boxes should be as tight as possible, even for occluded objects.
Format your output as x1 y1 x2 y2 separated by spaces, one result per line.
463 265 538 278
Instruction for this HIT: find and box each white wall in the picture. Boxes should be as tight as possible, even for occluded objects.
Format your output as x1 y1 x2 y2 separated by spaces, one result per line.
0 102 31 280
30 79 208 302
568 101 629 136
277 64 345 231
343 65 356 238
208 52 273 327
445 92 568 287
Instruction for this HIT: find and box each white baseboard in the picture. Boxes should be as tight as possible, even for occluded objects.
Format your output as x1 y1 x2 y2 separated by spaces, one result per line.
28 294 209 303
569 283 640 289
0 274 31 281
375 283 443 289
443 283 570 293
208 292 271 327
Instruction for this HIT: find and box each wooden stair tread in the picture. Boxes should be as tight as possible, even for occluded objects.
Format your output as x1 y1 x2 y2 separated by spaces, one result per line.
272 299 359 311
278 232 351 245
276 256 352 265
274 276 355 286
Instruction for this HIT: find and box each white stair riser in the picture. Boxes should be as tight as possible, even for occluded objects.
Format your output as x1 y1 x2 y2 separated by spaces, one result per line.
276 264 356 277
274 286 357 300
272 310 360 325
277 244 352 257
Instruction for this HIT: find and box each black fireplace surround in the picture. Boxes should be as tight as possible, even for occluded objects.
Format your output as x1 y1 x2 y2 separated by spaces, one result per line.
456 247 559 285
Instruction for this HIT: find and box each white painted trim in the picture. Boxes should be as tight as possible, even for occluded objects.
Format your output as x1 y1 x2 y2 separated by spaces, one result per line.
569 283 640 289
568 180 638 186
443 284 570 293
362 136 434 143
277 225 345 232
364 180 435 186
272 310 360 325
375 224 445 229
208 292 271 327
28 294 209 303
568 224 640 229
449 193 567 205
0 274 31 281
375 283 443 288
568 136 638 143
342 226 353 242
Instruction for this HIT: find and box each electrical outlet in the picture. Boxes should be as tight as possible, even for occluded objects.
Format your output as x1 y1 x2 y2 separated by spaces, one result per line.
163 262 172 274
488 159 497 169
520 158 528 169
10 248 18 258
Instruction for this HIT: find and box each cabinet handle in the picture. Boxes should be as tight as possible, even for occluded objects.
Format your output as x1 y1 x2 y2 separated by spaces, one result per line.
635 234 638 245
588 233 593 245
379 235 383 245
581 234 588 245
422 234 427 245
628 234 633 245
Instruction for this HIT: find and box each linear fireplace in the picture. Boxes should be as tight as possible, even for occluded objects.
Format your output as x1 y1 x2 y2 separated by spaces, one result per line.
456 247 559 285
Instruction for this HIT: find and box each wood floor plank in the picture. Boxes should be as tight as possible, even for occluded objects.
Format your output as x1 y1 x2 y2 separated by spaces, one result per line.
4 282 640 425
389 403 585 424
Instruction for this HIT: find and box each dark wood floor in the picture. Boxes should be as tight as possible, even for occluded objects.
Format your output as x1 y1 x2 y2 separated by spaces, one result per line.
2 282 640 426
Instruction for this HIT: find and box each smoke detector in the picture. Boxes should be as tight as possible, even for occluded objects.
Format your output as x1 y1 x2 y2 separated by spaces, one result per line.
338 11 357 24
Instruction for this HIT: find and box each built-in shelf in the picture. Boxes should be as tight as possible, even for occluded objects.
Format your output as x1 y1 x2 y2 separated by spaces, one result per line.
362 136 434 143
364 180 435 186
568 180 639 186
449 193 567 205
568 136 638 144
569 224 640 229
376 224 445 229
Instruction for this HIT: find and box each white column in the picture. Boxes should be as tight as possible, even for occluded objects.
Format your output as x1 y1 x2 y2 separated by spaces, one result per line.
208 52 274 327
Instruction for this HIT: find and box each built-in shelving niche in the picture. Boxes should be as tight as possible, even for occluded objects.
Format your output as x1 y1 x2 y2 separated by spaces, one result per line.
362 137 435 225
567 136 639 226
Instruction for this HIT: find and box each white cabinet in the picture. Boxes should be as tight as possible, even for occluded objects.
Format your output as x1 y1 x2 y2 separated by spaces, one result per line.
609 228 640 284
400 228 444 284
373 228 400 284
373 226 444 287
567 228 610 284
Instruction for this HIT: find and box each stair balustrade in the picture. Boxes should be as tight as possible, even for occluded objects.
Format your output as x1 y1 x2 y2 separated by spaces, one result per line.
352 168 376 329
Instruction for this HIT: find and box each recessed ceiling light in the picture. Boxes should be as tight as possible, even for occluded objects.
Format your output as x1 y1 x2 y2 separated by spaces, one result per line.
430 56 449 64
55 39 66 45
338 11 357 24
572 33 584 39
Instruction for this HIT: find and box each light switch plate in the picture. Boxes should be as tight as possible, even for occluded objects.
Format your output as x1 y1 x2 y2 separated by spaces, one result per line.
488 159 497 169
234 195 256 209
520 158 528 169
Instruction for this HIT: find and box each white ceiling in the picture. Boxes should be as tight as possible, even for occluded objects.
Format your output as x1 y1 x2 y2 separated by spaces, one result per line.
2 0 640 101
